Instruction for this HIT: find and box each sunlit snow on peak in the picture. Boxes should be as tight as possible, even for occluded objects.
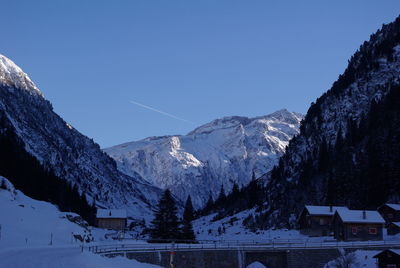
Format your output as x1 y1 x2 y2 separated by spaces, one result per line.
0 54 43 97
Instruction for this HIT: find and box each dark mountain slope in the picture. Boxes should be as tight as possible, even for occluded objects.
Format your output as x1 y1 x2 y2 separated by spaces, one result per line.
0 55 161 219
260 16 400 228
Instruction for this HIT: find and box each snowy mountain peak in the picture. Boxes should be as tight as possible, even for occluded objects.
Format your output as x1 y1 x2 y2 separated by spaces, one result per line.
188 109 301 136
188 116 250 135
0 55 162 220
267 109 303 122
105 110 303 208
0 54 42 97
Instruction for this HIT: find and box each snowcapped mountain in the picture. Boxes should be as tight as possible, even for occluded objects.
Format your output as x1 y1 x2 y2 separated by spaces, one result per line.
0 54 162 219
104 110 302 208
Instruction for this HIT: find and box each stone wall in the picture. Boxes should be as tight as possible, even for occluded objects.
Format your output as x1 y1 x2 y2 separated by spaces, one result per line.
102 247 395 268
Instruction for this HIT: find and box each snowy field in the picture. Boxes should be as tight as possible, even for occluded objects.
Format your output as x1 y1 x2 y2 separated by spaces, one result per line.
0 177 160 268
0 246 160 268
193 210 315 242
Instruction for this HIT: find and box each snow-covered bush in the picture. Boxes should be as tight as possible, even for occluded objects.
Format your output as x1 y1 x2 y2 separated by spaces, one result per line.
325 249 359 268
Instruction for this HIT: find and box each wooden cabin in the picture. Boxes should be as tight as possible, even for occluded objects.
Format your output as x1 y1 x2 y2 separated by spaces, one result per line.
96 209 127 230
333 209 385 241
373 249 400 268
298 205 348 236
378 203 400 225
387 222 400 236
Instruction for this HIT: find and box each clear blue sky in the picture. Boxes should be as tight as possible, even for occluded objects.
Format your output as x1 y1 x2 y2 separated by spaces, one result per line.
1 1 400 147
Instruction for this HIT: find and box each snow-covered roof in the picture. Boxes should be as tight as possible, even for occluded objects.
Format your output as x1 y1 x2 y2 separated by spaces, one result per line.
304 205 348 216
374 249 400 258
383 203 400 211
335 209 385 224
96 209 127 219
389 222 400 228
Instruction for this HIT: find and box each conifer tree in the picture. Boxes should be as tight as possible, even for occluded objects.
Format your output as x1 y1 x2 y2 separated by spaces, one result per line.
216 184 226 206
231 183 240 197
0 178 6 189
90 198 97 226
181 195 196 242
149 189 179 242
203 192 214 214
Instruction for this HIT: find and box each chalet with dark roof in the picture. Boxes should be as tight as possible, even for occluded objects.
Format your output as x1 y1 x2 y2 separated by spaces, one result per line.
333 209 385 241
373 249 400 268
387 222 400 235
378 203 400 225
96 209 127 230
298 205 348 236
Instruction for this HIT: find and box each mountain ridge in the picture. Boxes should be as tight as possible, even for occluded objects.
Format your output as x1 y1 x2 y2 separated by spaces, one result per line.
105 109 302 208
0 54 162 220
258 15 400 228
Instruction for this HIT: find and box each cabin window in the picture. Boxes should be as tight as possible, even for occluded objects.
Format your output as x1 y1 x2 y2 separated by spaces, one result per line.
388 213 394 219
319 218 328 225
351 227 358 235
369 227 377 234
387 264 396 268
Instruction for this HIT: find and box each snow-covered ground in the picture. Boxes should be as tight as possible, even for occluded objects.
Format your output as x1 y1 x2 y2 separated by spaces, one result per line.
325 249 380 268
0 247 160 268
193 210 311 242
0 177 160 268
0 178 83 248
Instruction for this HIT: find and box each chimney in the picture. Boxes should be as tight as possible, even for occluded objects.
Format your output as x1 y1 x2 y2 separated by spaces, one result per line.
109 211 112 216
330 205 333 212
362 210 366 219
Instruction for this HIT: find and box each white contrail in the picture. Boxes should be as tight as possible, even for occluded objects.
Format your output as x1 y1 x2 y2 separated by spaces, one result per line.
129 100 195 125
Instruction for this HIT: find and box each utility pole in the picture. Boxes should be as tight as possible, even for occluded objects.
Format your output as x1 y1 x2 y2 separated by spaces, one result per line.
169 241 175 268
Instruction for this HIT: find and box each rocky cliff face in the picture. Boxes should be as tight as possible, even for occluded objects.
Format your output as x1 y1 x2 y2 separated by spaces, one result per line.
105 110 302 208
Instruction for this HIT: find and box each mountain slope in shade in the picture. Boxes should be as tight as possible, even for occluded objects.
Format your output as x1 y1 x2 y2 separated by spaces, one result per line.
259 16 400 228
105 110 302 208
0 54 162 219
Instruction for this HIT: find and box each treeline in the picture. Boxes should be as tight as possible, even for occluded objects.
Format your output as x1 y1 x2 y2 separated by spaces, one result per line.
324 83 400 207
0 112 96 225
198 173 265 222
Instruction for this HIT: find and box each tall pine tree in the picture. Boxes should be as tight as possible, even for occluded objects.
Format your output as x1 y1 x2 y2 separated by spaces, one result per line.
149 189 180 242
181 195 196 242
216 184 226 205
